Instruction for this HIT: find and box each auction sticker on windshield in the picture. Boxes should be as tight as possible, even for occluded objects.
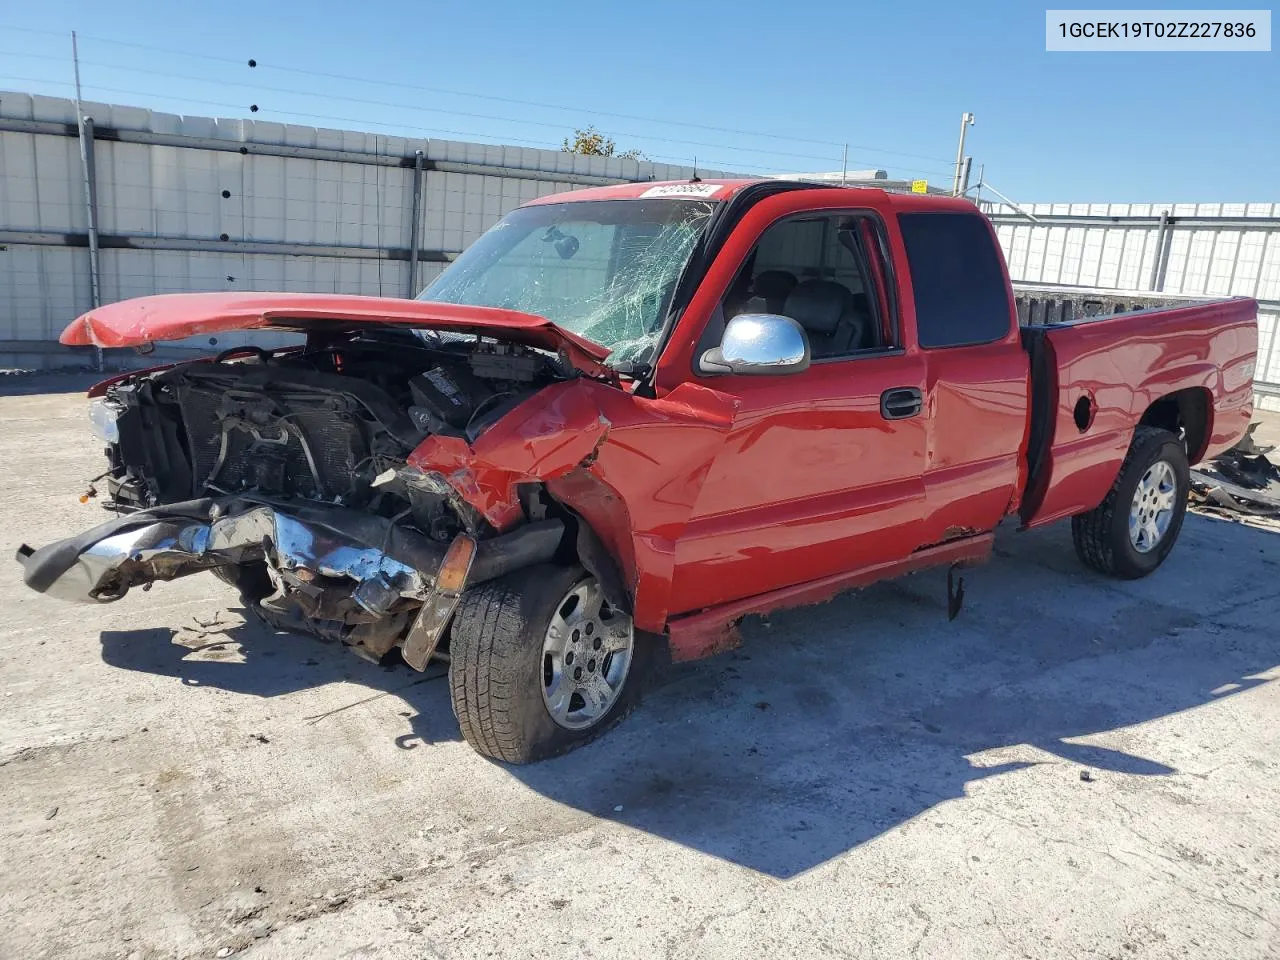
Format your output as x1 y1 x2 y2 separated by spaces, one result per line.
640 183 725 199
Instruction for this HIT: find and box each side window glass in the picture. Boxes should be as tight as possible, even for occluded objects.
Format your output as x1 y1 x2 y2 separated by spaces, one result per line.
897 213 1011 348
721 215 888 360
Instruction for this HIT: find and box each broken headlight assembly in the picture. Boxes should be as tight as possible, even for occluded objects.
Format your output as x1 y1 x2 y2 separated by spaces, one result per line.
88 398 123 444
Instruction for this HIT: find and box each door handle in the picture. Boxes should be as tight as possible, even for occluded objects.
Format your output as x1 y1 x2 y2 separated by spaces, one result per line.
880 387 923 420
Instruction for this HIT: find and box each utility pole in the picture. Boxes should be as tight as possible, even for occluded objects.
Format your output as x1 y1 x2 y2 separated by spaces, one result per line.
952 111 975 196
72 30 103 371
71 31 84 106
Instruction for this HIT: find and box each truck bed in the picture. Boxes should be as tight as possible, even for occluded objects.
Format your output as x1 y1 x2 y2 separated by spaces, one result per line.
1019 297 1258 528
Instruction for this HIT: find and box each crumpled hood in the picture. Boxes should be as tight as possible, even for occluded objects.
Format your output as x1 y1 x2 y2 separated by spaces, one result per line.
60 292 616 378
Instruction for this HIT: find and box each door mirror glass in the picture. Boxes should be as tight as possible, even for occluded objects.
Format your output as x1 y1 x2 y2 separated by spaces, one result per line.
699 314 810 376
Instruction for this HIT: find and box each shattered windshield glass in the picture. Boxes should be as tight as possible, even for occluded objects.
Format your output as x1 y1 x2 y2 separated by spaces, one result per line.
418 198 717 367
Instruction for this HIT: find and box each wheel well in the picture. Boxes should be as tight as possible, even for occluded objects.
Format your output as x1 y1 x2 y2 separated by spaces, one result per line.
534 476 636 617
1139 388 1211 464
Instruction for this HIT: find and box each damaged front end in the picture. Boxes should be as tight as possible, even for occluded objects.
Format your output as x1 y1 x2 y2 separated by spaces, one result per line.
17 495 565 666
20 208 742 679
17 316 591 670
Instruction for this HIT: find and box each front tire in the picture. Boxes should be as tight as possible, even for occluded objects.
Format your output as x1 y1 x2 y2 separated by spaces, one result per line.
1071 426 1190 579
448 564 647 763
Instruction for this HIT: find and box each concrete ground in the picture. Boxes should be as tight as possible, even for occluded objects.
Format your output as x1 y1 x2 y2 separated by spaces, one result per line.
1 374 1278 960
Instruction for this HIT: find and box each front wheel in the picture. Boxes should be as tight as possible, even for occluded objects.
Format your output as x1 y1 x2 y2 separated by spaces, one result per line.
448 564 647 763
1071 426 1190 579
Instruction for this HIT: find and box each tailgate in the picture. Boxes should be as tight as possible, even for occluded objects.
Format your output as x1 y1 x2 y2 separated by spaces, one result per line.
1019 298 1258 528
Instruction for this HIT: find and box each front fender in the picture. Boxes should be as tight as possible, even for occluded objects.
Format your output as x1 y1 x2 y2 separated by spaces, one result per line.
407 379 739 632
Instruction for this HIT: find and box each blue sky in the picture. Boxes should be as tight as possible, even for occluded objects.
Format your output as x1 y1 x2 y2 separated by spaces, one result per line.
1 0 1275 201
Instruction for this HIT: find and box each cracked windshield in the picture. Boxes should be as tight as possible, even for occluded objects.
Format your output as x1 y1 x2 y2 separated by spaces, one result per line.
418 198 716 367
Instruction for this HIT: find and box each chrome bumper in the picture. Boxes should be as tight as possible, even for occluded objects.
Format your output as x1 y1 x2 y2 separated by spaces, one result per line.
18 497 563 608
17 503 442 605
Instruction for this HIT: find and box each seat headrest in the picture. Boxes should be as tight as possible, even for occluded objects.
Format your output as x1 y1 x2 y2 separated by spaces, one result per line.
784 280 851 335
752 270 798 303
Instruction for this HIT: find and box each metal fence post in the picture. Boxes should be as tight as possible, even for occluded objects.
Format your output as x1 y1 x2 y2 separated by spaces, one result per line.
76 114 103 369
1147 212 1170 292
405 149 425 299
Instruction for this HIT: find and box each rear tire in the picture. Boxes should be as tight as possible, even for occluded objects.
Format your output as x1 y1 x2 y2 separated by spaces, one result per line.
448 564 649 764
1071 426 1189 579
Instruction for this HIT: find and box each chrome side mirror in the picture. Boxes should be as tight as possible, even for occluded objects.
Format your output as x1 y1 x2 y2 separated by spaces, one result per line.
699 314 810 376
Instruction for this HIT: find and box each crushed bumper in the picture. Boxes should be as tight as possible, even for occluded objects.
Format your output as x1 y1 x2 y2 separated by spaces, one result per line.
17 498 444 603
16 497 564 666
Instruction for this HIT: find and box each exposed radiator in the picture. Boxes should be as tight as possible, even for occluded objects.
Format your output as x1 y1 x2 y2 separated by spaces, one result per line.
178 383 372 503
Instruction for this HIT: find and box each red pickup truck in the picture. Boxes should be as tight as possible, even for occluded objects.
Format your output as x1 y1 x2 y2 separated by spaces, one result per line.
18 179 1258 763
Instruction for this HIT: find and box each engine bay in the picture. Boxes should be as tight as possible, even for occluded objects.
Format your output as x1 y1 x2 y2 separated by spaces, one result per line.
96 330 569 536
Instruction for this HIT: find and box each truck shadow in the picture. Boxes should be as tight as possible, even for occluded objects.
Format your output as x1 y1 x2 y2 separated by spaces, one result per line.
508 513 1280 877
97 513 1279 879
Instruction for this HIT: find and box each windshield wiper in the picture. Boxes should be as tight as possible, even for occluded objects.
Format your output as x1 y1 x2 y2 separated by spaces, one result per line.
609 360 650 379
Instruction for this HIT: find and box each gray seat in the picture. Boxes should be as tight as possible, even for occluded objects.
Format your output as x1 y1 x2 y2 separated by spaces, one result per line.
749 270 798 314
782 280 869 356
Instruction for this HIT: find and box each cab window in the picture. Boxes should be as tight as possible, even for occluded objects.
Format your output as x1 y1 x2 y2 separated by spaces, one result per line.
897 212 1011 348
716 213 893 360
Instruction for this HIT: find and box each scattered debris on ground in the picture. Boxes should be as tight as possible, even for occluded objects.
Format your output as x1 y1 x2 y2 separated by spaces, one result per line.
1190 422 1280 519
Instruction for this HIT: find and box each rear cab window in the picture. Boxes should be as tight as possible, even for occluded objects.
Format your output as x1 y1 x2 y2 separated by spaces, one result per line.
897 212 1012 348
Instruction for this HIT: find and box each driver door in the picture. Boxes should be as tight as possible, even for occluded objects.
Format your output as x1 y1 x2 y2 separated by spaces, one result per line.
666 206 928 615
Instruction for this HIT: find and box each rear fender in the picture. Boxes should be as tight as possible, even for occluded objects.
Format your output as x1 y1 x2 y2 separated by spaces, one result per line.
1020 299 1256 528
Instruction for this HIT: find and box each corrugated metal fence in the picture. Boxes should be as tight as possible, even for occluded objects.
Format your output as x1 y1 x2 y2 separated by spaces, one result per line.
984 201 1280 410
0 91 720 367
3 90 1278 412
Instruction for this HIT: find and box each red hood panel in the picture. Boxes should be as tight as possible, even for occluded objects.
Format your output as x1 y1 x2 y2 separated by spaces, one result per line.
60 292 614 375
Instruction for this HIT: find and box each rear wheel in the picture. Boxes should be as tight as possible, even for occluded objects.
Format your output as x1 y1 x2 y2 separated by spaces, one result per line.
448 564 646 763
1071 426 1190 579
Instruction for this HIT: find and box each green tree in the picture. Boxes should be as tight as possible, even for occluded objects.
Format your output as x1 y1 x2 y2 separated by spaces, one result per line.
562 125 644 161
